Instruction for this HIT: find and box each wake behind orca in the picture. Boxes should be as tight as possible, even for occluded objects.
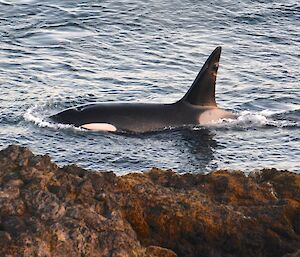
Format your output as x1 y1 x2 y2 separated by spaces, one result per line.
50 47 236 133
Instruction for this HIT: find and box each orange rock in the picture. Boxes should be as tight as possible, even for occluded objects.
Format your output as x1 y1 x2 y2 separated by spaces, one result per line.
0 145 299 257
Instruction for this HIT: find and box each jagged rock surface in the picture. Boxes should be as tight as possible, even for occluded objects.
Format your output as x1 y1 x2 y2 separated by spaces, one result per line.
0 145 299 257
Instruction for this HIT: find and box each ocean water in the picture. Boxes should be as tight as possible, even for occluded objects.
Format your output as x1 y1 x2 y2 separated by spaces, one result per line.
0 0 299 174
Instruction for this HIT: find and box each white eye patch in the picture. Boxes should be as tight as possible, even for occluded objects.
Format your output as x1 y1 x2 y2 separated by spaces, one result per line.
81 123 117 132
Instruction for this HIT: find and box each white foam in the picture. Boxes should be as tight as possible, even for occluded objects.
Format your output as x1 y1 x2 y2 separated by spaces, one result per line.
212 110 298 129
24 105 82 131
236 111 269 126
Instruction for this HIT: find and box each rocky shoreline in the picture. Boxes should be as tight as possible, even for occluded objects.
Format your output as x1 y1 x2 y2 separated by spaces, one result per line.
0 145 299 257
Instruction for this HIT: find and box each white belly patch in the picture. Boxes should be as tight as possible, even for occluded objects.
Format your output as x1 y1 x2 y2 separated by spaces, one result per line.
80 123 117 132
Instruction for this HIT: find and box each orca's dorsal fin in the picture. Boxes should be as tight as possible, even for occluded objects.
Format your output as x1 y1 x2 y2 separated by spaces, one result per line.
180 46 222 107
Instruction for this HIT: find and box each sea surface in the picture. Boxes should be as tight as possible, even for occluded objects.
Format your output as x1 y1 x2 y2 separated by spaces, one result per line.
0 0 299 174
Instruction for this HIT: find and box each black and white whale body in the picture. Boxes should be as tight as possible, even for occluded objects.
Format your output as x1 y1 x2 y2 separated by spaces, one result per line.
50 47 236 133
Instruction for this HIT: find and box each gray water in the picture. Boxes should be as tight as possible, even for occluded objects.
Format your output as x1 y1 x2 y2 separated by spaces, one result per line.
0 0 299 174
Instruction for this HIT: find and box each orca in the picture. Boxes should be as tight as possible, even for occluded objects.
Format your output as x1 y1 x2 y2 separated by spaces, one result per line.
50 46 236 133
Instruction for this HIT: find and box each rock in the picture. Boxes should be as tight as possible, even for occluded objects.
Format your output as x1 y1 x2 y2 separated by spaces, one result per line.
0 230 12 243
0 186 20 199
2 216 26 236
0 145 299 257
283 250 300 257
294 212 300 235
145 246 177 257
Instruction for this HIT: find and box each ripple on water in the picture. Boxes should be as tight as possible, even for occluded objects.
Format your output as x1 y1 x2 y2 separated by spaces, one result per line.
0 0 299 173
